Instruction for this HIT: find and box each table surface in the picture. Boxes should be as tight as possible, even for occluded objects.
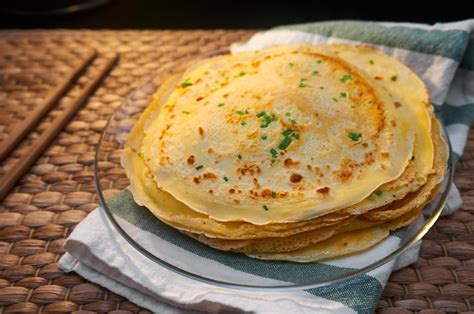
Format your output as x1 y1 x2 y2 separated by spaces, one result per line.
0 30 473 313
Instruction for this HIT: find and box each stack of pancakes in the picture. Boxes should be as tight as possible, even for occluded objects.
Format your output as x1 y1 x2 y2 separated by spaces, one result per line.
122 44 447 262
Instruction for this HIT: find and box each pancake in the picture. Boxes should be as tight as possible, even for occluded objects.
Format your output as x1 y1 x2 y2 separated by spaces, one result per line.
247 206 422 262
121 43 447 262
138 45 415 224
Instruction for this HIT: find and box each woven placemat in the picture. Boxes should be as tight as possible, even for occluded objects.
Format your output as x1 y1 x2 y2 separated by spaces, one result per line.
0 30 472 313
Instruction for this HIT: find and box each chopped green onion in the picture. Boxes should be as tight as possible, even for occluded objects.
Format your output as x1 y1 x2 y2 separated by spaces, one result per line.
299 78 309 88
391 75 398 81
181 81 193 88
340 75 353 83
340 92 347 98
239 71 247 76
369 60 374 65
278 136 293 150
263 205 269 211
195 165 203 170
288 62 294 67
261 134 268 140
312 70 319 75
218 103 225 107
271 191 276 198
223 176 229 182
270 148 278 157
348 132 362 141
236 110 245 115
237 154 242 160
282 129 294 137
241 121 247 126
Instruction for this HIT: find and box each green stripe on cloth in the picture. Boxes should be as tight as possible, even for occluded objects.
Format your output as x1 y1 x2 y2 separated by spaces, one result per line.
460 39 474 70
435 103 474 126
108 190 384 311
273 21 469 61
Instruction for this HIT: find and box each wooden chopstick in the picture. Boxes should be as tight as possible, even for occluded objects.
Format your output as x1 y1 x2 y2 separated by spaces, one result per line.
0 53 119 200
0 50 97 162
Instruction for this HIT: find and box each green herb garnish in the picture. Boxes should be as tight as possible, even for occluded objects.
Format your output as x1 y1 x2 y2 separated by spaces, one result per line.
320 86 324 90
348 132 362 141
391 75 398 81
282 129 294 137
263 205 269 211
181 81 193 88
410 155 415 161
261 134 268 140
278 136 293 150
369 60 374 65
285 112 291 116
258 111 277 128
271 191 276 198
340 75 353 83
195 165 203 170
289 62 294 67
223 176 229 182
270 148 278 157
241 121 247 126
312 70 319 75
340 92 347 98
237 154 242 160
218 103 225 107
239 71 247 76
374 190 383 197
299 78 309 88
236 110 245 115
316 59 322 64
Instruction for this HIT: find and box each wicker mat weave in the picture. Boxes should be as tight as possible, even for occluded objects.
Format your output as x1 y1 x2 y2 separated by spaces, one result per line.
0 30 472 313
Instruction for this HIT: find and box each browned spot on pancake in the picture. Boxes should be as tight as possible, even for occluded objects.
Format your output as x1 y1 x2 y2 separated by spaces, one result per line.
362 143 368 148
223 93 229 98
208 189 213 194
260 189 272 198
229 188 236 194
237 164 260 176
316 187 330 195
252 178 260 189
290 173 303 183
198 127 204 137
207 147 213 153
394 101 402 108
390 120 397 127
196 96 204 101
193 177 200 184
374 76 383 80
306 164 312 171
284 158 300 167
233 199 240 204
381 152 390 158
187 155 195 165
202 172 217 180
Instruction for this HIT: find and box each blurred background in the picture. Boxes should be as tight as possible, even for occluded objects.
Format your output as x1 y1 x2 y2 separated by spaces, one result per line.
0 0 472 29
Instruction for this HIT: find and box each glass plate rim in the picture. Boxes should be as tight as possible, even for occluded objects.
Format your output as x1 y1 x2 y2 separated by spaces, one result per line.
94 79 454 292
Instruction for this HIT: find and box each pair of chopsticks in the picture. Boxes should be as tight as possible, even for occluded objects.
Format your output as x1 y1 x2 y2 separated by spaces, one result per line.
0 52 118 200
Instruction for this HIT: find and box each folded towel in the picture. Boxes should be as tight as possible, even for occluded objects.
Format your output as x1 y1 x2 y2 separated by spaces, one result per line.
60 19 474 313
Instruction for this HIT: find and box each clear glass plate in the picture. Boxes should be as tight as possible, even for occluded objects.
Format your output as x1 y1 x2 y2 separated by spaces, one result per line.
94 59 454 291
